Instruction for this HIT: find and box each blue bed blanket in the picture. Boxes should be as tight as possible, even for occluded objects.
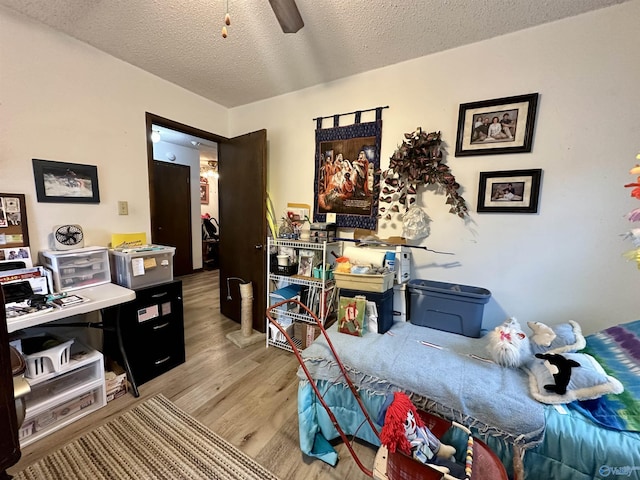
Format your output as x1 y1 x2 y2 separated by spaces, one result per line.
571 319 640 431
299 322 545 450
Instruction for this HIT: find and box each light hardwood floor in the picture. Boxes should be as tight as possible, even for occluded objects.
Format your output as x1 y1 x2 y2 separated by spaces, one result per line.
9 270 375 479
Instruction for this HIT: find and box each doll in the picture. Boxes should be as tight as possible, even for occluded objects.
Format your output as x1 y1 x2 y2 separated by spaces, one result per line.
380 392 464 479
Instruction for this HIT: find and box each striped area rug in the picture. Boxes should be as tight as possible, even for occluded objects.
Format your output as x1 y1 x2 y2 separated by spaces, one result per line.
14 394 280 480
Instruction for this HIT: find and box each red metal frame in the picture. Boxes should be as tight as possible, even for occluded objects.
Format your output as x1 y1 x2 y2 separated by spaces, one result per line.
267 298 379 476
266 299 508 480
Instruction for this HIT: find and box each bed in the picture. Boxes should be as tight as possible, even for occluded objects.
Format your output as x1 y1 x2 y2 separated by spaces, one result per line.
297 319 640 479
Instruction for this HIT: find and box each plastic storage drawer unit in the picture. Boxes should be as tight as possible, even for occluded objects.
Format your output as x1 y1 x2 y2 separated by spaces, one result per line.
40 247 110 292
339 287 394 334
408 279 491 338
109 246 175 289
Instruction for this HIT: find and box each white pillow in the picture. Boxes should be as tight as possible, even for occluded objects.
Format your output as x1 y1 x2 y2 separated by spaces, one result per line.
524 352 623 404
529 320 586 355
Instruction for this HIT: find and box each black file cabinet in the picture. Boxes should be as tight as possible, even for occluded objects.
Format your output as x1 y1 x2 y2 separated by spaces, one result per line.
103 280 185 387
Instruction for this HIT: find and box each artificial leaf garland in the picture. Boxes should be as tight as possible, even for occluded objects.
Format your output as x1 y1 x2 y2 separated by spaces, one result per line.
378 128 468 222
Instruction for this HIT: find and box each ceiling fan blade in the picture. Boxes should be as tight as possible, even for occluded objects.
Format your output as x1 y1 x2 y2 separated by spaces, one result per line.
268 0 304 33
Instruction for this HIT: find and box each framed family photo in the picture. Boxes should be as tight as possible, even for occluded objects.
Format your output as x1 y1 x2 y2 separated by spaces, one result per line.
32 159 100 203
477 169 542 213
297 253 314 277
455 93 539 157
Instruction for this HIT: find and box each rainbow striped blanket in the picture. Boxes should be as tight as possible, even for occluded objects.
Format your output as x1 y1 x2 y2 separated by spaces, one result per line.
570 319 640 431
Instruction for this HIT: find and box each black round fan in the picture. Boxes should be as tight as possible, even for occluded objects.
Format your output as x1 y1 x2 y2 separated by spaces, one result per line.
53 224 85 250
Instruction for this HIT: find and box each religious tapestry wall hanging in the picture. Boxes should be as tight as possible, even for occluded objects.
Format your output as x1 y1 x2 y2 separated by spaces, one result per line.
313 107 385 230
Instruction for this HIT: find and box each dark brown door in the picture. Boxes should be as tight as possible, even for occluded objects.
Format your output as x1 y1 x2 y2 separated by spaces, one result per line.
218 130 267 332
0 289 21 476
151 161 193 277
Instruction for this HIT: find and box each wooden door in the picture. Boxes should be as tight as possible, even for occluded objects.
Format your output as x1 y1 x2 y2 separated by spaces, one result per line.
151 161 193 277
0 288 21 476
218 130 267 332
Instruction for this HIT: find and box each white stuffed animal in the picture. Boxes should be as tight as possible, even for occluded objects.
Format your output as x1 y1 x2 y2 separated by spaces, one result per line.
527 321 557 347
486 317 531 367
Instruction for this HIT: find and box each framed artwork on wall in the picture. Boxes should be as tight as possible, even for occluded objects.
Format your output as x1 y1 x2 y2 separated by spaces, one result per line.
200 182 209 205
32 159 100 203
477 169 542 213
313 108 386 230
455 93 539 157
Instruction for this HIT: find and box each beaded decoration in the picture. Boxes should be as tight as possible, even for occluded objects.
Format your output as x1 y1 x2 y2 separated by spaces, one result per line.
464 435 474 479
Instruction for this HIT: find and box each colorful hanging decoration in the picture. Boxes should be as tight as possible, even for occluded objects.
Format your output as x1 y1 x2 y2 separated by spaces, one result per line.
623 154 640 269
313 106 387 230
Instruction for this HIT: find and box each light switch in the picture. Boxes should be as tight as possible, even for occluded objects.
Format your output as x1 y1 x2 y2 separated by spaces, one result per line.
118 201 129 215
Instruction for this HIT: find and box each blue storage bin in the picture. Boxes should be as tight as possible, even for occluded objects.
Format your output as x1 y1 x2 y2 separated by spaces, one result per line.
408 279 491 338
339 287 393 334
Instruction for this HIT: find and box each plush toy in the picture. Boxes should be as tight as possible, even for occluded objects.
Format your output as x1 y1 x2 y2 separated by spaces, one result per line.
527 321 557 347
535 353 581 395
380 392 464 479
486 317 531 367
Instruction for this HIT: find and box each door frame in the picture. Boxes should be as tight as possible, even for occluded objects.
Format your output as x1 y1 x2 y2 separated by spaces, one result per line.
145 113 227 273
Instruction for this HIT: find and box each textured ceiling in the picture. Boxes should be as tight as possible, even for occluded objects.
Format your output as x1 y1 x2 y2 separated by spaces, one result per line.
0 0 628 108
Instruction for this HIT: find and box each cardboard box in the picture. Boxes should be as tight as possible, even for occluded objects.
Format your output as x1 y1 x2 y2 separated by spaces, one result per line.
394 246 411 284
393 283 407 322
334 272 394 293
105 360 128 402
293 322 321 348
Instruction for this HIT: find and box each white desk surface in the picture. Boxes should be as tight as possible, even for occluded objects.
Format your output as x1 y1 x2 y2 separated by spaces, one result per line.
7 283 136 334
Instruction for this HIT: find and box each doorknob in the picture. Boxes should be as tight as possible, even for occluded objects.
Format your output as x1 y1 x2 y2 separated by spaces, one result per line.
255 244 263 249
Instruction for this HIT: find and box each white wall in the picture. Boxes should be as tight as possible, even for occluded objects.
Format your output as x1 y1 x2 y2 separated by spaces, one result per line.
200 176 219 223
0 7 228 265
229 1 640 334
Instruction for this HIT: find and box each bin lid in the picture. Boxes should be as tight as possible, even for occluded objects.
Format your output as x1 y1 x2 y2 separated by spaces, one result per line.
408 279 491 299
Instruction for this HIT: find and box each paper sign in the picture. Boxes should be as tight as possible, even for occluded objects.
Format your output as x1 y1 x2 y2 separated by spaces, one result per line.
5 234 23 244
161 301 171 316
137 304 159 323
131 258 145 276
111 232 147 249
0 234 5 245
143 257 157 269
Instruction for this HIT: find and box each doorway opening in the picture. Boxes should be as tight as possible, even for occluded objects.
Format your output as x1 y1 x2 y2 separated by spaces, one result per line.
145 113 268 332
145 114 225 277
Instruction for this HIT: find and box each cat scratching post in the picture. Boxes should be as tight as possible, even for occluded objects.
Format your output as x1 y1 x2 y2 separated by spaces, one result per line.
226 281 263 348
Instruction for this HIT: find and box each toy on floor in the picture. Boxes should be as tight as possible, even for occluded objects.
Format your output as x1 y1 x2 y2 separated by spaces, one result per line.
380 392 465 479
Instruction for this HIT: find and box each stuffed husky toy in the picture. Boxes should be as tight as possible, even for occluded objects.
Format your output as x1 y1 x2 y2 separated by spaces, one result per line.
486 317 531 367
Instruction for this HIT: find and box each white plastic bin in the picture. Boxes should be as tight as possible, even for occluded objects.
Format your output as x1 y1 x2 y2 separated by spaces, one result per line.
109 245 175 289
21 334 75 379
